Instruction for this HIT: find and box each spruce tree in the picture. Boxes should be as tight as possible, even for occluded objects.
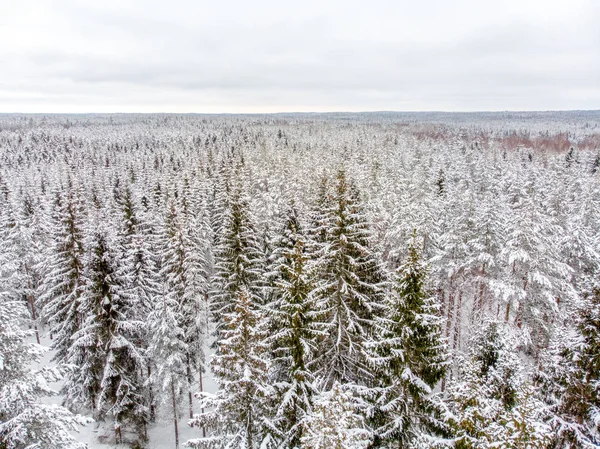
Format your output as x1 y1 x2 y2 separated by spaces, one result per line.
64 224 147 443
541 286 600 447
311 170 386 387
268 205 320 448
0 291 89 449
5 194 48 345
159 200 210 419
148 282 189 449
211 184 264 337
369 233 449 447
39 188 86 364
187 288 273 449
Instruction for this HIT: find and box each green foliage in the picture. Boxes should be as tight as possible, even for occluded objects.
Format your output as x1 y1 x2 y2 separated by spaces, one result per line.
268 206 320 447
448 322 552 449
369 232 449 447
312 170 386 386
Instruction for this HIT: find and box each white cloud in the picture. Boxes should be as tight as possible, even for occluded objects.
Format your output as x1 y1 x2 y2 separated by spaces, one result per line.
0 0 598 112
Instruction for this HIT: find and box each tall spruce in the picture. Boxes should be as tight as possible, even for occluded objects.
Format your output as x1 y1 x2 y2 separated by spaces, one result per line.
211 183 264 337
187 288 273 449
64 223 147 443
40 187 86 364
159 200 210 419
0 291 89 449
268 205 320 448
148 281 189 449
369 233 449 447
311 170 386 387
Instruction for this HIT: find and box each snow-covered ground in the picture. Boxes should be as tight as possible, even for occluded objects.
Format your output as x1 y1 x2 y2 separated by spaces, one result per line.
35 329 217 449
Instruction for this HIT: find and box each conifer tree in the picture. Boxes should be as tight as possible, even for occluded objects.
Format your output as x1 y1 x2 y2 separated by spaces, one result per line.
39 187 86 364
500 179 573 353
159 200 210 419
211 184 264 337
540 286 600 447
118 187 161 331
311 170 386 387
0 291 89 449
300 382 372 449
369 233 449 447
268 205 320 448
6 193 48 345
64 224 147 443
187 288 273 449
148 282 189 449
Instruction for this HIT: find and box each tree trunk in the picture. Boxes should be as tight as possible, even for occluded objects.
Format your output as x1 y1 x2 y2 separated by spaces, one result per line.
246 411 253 449
186 355 194 419
148 365 155 421
171 379 179 449
453 291 463 352
25 269 40 344
476 263 486 317
29 294 41 344
199 369 206 438
115 422 121 445
445 288 455 341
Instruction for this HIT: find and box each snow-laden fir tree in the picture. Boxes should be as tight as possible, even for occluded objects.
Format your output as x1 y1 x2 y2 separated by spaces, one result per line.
2 193 49 345
311 169 386 387
538 284 600 448
148 272 189 448
39 187 86 364
447 321 552 449
300 382 372 449
116 185 162 421
268 205 321 448
117 186 160 316
159 199 210 419
500 178 573 354
211 182 264 337
368 232 449 448
64 221 147 443
0 291 89 449
187 288 274 449
148 280 190 449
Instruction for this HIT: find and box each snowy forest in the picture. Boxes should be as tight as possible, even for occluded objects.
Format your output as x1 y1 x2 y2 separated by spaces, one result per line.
1 111 600 449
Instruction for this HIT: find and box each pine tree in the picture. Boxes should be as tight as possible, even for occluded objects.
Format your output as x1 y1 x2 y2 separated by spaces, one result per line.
369 233 449 447
187 288 273 449
311 170 386 387
0 291 89 449
268 205 320 448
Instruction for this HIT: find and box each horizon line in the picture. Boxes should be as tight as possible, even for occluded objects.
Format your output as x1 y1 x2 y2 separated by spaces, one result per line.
1 109 600 115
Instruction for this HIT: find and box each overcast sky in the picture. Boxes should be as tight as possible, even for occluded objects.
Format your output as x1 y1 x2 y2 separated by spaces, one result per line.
1 0 599 113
